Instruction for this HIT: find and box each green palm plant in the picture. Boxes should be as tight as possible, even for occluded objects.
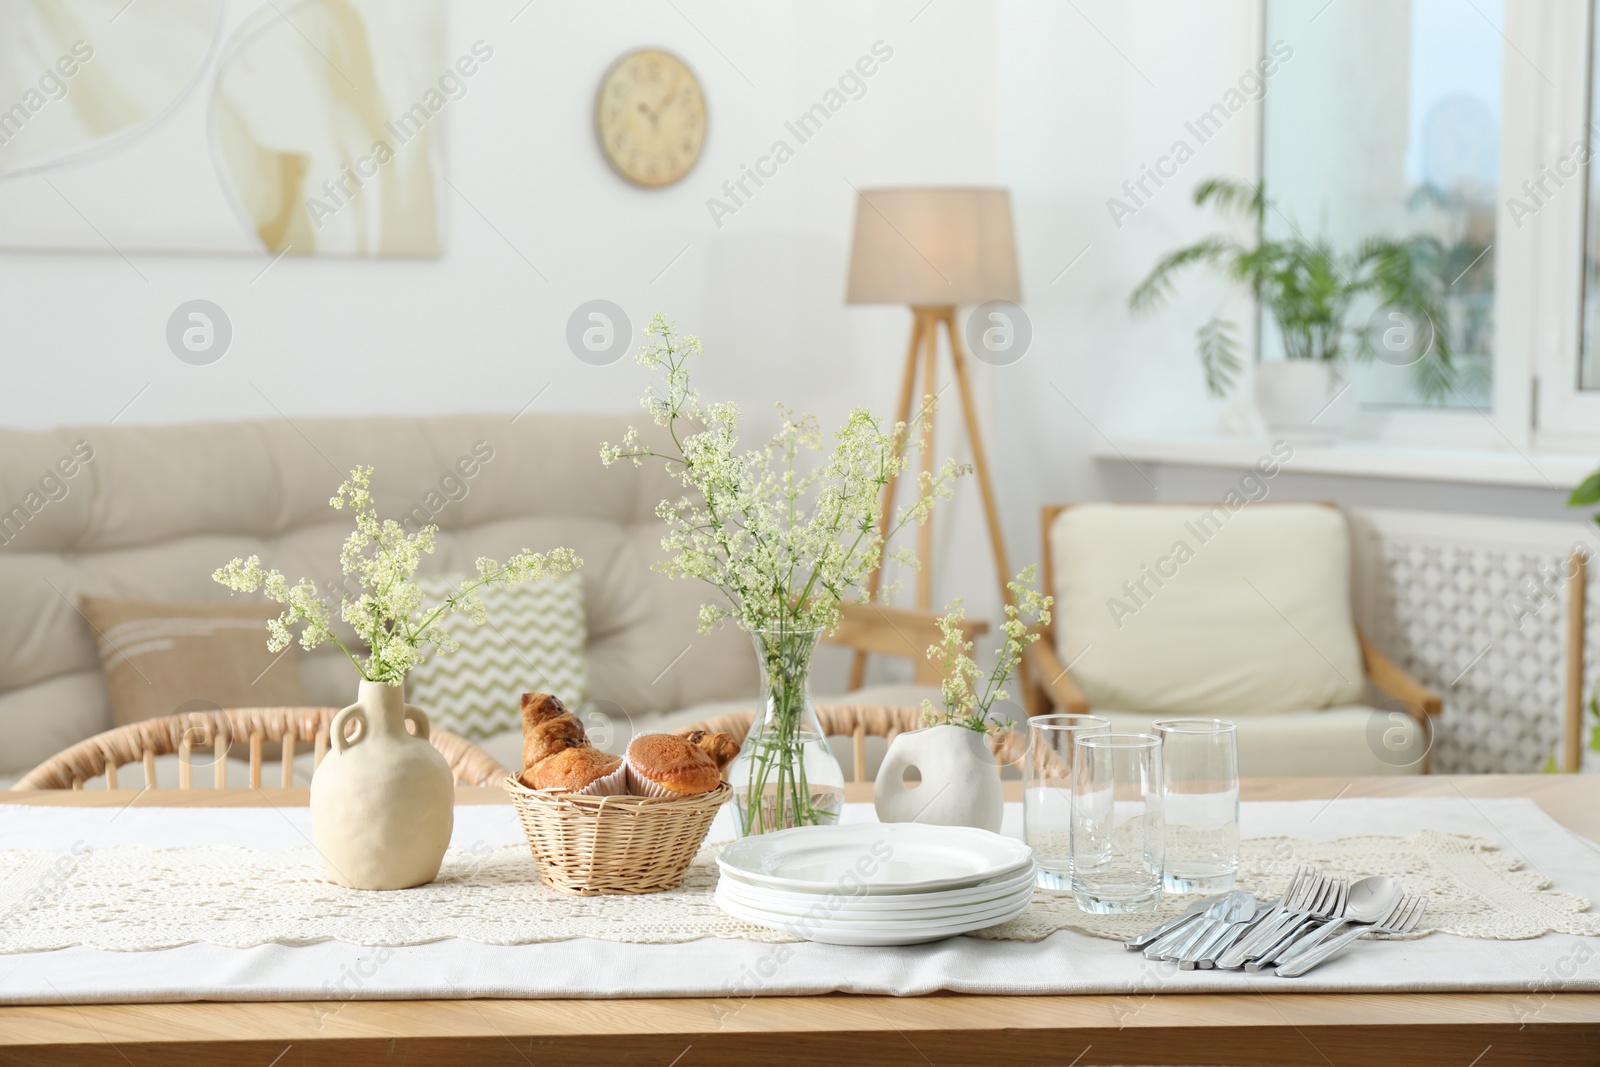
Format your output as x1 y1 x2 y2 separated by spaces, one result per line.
1129 178 1457 400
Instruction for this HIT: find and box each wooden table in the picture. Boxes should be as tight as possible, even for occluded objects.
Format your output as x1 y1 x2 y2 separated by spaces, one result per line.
3 776 1598 1067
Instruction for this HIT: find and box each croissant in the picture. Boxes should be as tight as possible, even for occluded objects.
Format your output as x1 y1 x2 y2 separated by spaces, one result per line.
677 728 741 770
519 692 586 771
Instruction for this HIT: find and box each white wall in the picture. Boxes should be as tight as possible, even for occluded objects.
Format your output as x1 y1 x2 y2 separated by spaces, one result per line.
4 0 1551 658
991 0 1264 575
0 0 1018 679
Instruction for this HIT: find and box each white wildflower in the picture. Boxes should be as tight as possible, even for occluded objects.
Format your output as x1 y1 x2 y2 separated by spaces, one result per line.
602 313 966 637
213 466 582 686
922 566 1052 733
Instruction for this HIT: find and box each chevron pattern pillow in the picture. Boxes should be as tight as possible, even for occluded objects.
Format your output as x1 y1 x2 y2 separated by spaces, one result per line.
406 572 589 739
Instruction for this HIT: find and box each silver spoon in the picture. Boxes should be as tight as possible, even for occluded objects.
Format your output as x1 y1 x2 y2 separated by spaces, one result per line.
1193 893 1267 969
1275 875 1403 966
1124 897 1214 951
1160 890 1250 963
1179 891 1257 969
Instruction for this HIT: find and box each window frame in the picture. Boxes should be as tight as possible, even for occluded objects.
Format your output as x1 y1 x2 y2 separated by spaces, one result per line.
1526 1 1600 449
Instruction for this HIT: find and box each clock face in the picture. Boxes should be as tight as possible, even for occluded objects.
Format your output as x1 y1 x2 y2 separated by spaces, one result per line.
595 49 706 188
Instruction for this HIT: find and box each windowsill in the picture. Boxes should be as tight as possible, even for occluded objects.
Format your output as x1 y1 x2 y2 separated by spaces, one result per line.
1090 433 1598 490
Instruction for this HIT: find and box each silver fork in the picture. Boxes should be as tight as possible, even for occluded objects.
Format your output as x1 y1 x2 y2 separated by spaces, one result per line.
1214 867 1324 970
1213 868 1321 970
1275 895 1427 977
1245 876 1348 971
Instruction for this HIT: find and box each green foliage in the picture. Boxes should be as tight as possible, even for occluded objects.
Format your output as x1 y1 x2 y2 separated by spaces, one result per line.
1129 177 1459 400
1568 471 1600 509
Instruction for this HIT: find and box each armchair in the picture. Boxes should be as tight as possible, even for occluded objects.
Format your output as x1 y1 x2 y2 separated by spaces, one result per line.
1025 502 1442 775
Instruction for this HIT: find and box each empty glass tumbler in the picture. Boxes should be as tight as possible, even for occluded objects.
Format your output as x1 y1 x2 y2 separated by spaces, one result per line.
1153 718 1239 893
1021 714 1110 890
1069 733 1164 913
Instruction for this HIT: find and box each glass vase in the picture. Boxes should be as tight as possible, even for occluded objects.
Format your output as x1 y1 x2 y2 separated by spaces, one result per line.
727 624 845 836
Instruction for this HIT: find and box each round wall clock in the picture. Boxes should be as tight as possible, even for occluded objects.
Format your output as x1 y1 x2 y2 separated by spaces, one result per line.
595 48 706 188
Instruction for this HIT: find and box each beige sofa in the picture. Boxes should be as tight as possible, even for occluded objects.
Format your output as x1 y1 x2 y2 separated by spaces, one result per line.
0 414 930 788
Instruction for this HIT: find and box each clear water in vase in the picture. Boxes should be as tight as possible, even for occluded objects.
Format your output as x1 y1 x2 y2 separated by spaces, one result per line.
727 625 845 836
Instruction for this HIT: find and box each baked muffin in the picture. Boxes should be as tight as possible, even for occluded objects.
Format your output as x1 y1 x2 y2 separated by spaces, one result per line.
525 746 623 791
625 734 722 796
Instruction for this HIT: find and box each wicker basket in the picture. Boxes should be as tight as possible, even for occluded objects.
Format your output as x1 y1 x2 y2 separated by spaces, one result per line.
502 774 731 895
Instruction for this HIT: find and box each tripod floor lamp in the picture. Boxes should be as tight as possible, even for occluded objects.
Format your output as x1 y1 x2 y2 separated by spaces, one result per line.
843 186 1028 694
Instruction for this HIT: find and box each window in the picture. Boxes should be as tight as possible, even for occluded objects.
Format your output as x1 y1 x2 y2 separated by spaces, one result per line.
1262 0 1500 416
1249 2 1600 454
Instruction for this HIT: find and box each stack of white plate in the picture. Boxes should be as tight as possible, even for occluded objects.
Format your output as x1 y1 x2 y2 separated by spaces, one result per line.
715 823 1035 946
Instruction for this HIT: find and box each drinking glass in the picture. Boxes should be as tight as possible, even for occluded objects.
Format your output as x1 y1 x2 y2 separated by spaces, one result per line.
1070 733 1164 913
1153 718 1239 893
1022 714 1110 890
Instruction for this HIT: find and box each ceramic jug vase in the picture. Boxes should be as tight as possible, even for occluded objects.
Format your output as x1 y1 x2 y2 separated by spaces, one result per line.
873 724 1004 833
310 681 454 890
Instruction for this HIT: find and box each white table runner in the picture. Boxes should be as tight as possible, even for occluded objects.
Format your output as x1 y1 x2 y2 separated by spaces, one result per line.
2 795 1599 1003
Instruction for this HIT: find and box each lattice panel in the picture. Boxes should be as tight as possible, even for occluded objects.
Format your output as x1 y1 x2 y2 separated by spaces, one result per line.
1357 518 1588 775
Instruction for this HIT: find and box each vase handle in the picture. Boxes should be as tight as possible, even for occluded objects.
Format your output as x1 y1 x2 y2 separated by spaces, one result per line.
404 705 430 742
873 740 917 819
330 703 366 754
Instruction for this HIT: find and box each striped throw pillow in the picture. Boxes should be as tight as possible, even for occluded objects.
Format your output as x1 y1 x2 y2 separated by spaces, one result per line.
406 572 588 739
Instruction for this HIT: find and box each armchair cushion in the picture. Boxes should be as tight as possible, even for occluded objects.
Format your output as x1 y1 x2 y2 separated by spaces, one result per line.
1093 705 1424 777
1051 503 1365 717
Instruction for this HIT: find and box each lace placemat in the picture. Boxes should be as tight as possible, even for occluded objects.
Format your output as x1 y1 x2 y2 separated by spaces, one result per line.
1 830 1595 953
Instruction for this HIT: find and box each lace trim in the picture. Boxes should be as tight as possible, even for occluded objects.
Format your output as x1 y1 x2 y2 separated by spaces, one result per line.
0 831 1593 953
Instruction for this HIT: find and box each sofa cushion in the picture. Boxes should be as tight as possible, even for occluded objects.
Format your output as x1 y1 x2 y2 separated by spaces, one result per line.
78 595 305 726
406 572 589 739
0 415 756 775
1051 503 1365 717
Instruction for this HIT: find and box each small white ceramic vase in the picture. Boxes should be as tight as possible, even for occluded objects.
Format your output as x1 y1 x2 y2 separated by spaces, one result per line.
310 680 454 890
1254 360 1351 440
874 724 1003 833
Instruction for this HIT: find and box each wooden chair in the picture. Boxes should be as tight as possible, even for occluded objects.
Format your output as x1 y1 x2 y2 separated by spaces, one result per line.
1564 548 1589 772
827 602 987 685
12 707 507 790
1026 502 1443 774
681 703 1028 784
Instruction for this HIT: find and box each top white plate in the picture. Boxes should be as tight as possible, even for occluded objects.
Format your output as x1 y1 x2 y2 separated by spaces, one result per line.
717 823 1033 894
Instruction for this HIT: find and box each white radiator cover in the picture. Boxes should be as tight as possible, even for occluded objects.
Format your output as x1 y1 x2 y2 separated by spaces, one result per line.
1349 509 1598 774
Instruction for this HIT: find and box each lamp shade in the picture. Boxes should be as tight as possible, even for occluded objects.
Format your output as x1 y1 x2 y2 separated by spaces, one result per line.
845 187 1021 306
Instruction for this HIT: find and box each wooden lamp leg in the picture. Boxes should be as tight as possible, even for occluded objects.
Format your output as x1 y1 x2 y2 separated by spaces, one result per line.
852 305 1026 704
851 308 929 689
916 313 939 610
940 307 1032 703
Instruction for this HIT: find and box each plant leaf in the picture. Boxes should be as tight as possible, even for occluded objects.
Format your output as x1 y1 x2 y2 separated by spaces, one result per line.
1195 317 1242 398
1569 470 1600 507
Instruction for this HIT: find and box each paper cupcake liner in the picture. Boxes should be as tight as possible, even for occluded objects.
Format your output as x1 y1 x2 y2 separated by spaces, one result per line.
623 760 685 798
572 759 632 797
